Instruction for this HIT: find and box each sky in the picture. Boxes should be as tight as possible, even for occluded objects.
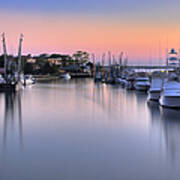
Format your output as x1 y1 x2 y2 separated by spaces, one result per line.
1 0 180 64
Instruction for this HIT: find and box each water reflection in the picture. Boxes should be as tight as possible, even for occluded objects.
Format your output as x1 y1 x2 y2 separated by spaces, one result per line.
2 79 180 179
3 92 23 153
148 101 180 167
147 101 161 123
160 108 180 165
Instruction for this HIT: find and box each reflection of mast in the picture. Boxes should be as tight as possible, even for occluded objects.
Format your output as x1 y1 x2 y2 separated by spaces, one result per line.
18 93 23 150
3 92 23 153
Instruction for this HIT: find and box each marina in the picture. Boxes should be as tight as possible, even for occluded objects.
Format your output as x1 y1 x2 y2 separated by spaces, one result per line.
2 0 180 179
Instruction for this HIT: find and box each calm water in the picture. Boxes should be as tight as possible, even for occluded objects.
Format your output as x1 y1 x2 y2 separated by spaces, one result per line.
0 79 180 180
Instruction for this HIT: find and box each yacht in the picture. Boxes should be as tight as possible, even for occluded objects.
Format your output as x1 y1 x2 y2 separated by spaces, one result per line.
148 72 163 101
159 73 180 108
134 73 150 91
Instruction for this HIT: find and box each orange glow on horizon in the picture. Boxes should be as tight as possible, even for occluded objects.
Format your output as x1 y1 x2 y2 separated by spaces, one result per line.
1 11 180 63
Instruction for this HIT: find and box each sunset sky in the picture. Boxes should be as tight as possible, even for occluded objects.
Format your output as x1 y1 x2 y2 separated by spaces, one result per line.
1 0 180 64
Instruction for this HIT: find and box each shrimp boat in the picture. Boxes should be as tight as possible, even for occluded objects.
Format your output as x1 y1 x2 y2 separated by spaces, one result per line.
0 33 24 92
148 71 163 101
159 72 180 108
134 72 150 91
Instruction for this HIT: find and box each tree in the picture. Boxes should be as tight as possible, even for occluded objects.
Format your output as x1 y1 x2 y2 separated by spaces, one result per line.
49 54 62 58
72 51 89 65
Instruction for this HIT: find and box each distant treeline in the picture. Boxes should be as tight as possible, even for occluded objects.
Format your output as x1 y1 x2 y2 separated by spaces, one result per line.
0 51 93 75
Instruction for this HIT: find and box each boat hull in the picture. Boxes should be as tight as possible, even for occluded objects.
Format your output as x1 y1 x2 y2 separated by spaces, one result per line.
159 95 180 108
135 84 150 91
147 90 161 101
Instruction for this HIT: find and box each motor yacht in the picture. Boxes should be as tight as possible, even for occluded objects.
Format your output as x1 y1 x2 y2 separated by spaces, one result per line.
159 73 180 108
148 72 163 101
134 74 150 91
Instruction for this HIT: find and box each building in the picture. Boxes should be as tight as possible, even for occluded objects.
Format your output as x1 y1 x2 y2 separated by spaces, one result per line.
167 48 179 67
27 58 37 63
47 58 62 65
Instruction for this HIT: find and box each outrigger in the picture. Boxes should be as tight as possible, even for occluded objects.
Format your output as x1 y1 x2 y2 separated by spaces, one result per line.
0 33 24 92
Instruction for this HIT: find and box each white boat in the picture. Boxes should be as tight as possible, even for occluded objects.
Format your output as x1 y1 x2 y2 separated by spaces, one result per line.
134 77 150 91
61 73 71 80
116 77 126 86
159 75 180 108
148 74 163 101
20 75 35 85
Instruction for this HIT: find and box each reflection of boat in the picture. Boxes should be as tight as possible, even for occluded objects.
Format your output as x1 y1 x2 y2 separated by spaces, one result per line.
159 73 180 108
148 72 163 101
135 91 147 104
60 73 71 80
134 77 150 91
147 101 161 123
160 107 180 164
161 107 180 121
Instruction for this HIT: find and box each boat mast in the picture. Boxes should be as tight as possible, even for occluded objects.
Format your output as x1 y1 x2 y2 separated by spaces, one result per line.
119 52 123 67
2 33 8 79
166 37 169 67
18 34 23 78
92 53 95 78
102 53 105 80
108 51 111 74
158 40 162 66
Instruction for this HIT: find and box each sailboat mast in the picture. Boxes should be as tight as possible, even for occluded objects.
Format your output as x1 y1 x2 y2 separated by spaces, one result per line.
158 40 162 66
92 53 95 78
166 37 169 67
18 34 23 77
119 52 123 66
102 53 105 80
2 33 8 79
108 51 111 74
